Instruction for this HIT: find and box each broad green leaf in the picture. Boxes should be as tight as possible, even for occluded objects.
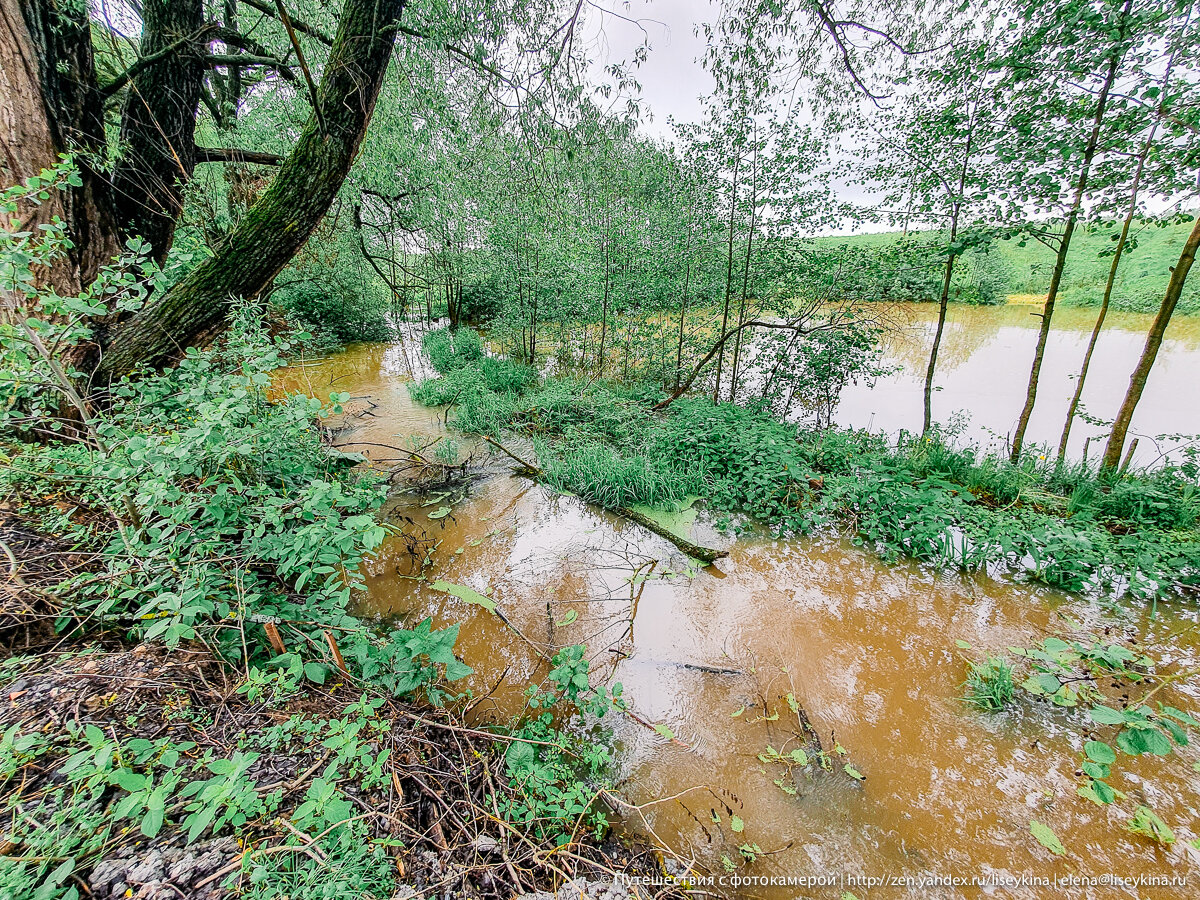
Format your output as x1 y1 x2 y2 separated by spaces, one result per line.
1088 705 1125 725
431 580 496 613
729 815 744 833
1083 741 1115 764
1030 820 1066 856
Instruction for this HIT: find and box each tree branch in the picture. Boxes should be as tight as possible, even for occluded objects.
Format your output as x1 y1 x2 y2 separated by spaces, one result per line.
204 53 296 80
239 0 333 45
194 146 284 165
98 24 218 100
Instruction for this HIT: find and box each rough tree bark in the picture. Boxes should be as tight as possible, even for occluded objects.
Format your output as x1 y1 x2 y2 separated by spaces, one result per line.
109 0 206 263
1101 216 1200 471
96 0 407 382
1 0 121 302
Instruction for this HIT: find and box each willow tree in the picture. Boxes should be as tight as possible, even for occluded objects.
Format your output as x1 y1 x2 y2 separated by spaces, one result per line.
2 0 607 382
853 27 1002 435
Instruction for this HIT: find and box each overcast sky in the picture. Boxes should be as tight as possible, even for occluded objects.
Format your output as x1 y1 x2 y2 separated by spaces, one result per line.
585 0 717 140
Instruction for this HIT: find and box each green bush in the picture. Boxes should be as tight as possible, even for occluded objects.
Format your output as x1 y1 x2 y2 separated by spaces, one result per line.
272 280 392 346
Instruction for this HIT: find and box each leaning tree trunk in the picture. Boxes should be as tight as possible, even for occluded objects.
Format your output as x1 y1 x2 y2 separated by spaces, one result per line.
1056 37 1179 463
96 0 407 382
1009 0 1129 463
1101 216 1200 471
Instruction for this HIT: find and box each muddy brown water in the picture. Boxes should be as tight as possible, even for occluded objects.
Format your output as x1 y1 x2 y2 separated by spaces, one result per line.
275 309 1200 898
839 303 1200 465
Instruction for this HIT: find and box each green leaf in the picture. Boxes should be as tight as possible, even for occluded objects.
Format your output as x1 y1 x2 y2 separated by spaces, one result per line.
789 748 808 766
1030 820 1066 856
1117 727 1172 757
556 609 578 626
427 506 453 519
303 662 327 684
1083 741 1115 764
115 770 147 792
729 815 744 833
505 740 537 774
444 660 473 681
1127 806 1174 844
843 764 865 781
140 806 165 838
1088 705 1125 725
653 723 676 741
431 580 496 613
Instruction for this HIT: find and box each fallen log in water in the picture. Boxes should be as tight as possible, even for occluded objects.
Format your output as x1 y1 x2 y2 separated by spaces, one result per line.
481 435 728 564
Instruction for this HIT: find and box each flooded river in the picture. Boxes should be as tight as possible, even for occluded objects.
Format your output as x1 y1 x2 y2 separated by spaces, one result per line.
275 305 1200 898
839 302 1200 465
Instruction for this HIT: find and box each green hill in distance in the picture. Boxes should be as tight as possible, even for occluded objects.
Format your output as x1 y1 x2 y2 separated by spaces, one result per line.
813 216 1200 314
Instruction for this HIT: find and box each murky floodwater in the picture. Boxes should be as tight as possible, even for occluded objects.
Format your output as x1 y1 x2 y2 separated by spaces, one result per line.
274 308 1200 898
839 303 1200 465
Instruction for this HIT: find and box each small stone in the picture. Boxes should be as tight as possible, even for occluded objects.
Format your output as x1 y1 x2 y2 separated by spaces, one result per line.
470 835 499 854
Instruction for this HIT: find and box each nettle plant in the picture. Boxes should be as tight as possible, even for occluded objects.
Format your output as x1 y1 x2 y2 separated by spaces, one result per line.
960 634 1200 850
2 162 475 699
499 646 626 843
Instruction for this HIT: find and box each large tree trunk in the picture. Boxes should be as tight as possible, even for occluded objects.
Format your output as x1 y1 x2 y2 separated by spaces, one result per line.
96 0 407 382
1009 0 1130 463
1 0 121 303
1101 216 1200 471
109 0 206 263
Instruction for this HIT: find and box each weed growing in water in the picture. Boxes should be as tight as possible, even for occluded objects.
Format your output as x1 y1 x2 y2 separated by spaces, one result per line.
961 656 1016 711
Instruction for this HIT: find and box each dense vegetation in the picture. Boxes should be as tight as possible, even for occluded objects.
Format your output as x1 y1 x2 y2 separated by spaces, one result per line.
414 327 1200 600
4 0 1200 895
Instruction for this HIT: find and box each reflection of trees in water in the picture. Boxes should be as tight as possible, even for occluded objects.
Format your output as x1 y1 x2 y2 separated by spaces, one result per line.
878 305 1004 376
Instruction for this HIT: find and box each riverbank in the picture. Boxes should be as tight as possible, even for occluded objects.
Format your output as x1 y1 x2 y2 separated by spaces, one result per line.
281 331 1200 897
0 321 684 900
816 219 1200 314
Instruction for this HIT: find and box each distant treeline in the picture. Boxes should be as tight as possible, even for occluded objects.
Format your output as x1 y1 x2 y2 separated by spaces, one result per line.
815 217 1200 314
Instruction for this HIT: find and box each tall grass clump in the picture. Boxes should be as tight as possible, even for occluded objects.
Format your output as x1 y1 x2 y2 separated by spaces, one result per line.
962 656 1016 711
537 440 689 509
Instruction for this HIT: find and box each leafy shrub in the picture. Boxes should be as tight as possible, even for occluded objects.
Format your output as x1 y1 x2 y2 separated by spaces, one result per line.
500 646 624 844
272 280 393 346
422 326 483 373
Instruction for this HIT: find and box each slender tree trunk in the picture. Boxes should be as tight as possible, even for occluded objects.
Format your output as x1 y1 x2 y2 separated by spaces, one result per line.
1101 216 1200 471
923 124 974 436
730 130 758 402
1009 6 1128 462
96 0 407 381
598 232 610 375
1057 45 1177 462
675 252 692 390
713 153 741 403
